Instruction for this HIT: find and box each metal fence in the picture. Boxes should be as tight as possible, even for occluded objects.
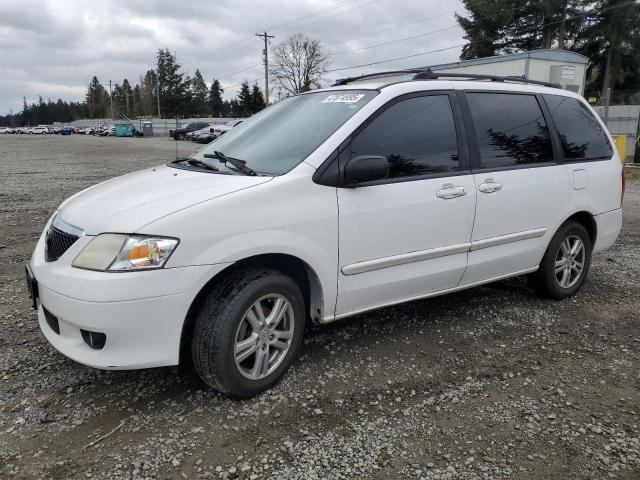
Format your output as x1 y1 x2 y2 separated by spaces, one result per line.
67 117 245 136
593 105 639 163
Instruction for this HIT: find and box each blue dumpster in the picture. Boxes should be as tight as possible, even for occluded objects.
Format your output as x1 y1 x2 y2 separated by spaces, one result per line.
115 122 135 137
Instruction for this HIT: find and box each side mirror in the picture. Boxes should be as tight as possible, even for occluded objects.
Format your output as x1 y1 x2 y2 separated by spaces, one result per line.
342 155 389 186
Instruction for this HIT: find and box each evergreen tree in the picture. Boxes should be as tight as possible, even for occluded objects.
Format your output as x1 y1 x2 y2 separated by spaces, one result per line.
140 70 157 117
455 0 584 59
132 84 142 117
209 79 224 117
249 83 266 114
576 0 640 95
112 84 125 117
121 79 134 116
237 81 252 116
156 48 189 117
190 69 209 116
86 76 108 118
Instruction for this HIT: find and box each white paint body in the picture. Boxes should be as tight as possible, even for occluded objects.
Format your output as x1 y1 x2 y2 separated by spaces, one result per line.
30 80 623 369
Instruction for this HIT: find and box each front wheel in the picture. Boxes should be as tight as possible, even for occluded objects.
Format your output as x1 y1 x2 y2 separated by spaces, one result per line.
530 221 592 299
192 269 305 398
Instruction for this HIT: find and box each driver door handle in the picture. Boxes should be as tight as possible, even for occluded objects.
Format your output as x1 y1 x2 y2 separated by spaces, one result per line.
436 185 467 200
478 181 503 193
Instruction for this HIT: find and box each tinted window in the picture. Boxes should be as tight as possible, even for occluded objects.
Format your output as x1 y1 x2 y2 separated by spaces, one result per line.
349 95 459 179
467 93 554 168
544 94 613 161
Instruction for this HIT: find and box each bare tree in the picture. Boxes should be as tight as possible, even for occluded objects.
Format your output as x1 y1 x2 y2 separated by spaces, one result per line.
270 33 330 96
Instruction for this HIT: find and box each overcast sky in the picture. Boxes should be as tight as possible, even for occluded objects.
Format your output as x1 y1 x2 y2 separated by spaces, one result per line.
0 0 468 115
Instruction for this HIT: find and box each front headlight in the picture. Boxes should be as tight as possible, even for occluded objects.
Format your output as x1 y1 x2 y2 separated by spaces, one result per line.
72 234 179 272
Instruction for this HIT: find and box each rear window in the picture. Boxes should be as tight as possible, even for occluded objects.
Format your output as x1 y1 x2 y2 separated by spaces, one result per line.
544 95 613 161
466 93 554 169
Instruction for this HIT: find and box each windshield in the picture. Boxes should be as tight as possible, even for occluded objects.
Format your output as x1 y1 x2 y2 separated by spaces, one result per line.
191 90 377 175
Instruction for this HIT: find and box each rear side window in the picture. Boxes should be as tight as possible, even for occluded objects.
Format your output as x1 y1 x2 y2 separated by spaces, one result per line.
349 94 460 179
544 94 613 161
467 93 554 169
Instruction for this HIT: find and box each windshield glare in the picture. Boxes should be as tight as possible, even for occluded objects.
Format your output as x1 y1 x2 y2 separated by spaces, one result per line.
193 90 376 175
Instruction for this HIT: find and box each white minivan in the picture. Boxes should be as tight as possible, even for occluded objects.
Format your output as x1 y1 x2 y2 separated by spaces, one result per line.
27 71 624 397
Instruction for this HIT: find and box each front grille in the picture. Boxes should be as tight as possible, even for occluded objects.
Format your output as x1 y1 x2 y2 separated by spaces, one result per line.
45 226 79 262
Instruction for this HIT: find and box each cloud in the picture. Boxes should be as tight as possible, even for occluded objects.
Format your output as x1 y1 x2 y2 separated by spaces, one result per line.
0 0 466 115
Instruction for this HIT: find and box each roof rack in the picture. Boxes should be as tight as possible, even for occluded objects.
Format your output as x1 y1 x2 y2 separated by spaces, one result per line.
333 68 562 89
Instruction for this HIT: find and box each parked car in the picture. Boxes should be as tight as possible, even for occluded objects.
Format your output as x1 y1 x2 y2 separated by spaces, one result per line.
61 127 74 136
194 131 216 144
0 127 15 134
170 122 210 140
17 127 30 134
27 73 623 398
212 120 243 137
98 126 116 136
28 126 49 134
187 125 215 141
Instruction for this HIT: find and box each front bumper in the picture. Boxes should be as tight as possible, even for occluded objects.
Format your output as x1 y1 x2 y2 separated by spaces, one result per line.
30 223 231 369
38 284 194 369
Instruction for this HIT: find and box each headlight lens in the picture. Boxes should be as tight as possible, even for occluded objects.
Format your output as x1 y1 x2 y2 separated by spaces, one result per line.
72 234 178 272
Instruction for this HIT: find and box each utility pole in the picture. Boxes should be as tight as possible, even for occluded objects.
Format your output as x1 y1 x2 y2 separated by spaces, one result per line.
108 80 114 120
156 73 161 119
255 31 274 105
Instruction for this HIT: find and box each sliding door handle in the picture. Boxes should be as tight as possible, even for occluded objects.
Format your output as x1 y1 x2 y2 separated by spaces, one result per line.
478 182 502 193
436 185 467 199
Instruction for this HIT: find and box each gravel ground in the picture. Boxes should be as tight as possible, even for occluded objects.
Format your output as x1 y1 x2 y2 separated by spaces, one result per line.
1 135 638 480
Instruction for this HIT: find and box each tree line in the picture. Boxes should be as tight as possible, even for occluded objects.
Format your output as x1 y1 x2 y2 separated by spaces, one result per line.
2 3 638 128
456 0 640 99
0 49 267 127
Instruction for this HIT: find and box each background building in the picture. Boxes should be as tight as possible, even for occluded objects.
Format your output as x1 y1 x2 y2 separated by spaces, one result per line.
427 49 587 95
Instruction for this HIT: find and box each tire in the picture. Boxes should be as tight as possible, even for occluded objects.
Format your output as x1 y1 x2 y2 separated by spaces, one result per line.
530 221 592 299
177 133 185 140
192 268 305 398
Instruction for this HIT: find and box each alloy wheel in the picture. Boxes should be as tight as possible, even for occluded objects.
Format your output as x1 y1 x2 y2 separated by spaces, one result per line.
554 235 585 288
234 294 295 380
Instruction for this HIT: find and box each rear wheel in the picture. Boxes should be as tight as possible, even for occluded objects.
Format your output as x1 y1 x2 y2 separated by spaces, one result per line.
530 221 592 299
177 132 185 140
192 269 305 398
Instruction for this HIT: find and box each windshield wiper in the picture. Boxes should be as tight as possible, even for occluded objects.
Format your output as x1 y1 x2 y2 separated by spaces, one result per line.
204 151 257 176
170 157 219 172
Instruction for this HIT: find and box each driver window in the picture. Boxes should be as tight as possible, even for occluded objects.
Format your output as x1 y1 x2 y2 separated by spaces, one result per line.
349 95 460 179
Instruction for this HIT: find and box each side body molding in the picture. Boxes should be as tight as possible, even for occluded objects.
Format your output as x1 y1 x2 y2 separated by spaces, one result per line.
341 228 547 276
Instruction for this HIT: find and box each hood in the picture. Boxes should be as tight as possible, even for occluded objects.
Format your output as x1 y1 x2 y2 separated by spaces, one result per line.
59 164 271 234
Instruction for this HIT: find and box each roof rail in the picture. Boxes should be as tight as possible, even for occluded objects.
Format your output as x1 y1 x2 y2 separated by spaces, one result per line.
333 69 425 86
333 67 562 89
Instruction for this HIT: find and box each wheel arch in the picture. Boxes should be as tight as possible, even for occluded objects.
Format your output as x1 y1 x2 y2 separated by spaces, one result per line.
179 253 324 365
563 210 597 247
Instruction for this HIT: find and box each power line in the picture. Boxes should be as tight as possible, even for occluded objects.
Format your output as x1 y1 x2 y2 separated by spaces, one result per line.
325 9 456 46
202 0 370 61
268 0 361 32
221 76 266 90
218 62 262 80
273 0 384 36
333 24 460 55
330 0 570 57
326 0 637 75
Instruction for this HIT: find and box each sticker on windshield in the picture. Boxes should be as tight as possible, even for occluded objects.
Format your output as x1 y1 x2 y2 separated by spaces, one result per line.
322 94 365 104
